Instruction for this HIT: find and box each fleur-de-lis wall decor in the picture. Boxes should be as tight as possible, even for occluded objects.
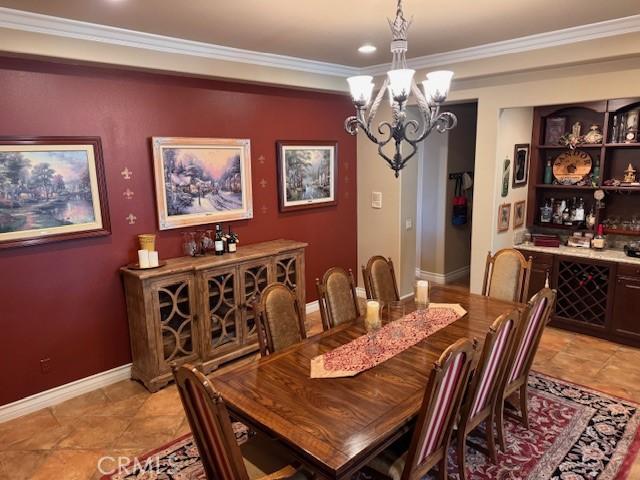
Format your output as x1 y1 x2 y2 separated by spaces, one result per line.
126 213 137 225
121 167 133 180
123 188 134 200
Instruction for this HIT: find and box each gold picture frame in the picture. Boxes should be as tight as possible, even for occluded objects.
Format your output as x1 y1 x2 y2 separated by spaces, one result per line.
513 200 526 228
152 137 253 230
498 203 511 232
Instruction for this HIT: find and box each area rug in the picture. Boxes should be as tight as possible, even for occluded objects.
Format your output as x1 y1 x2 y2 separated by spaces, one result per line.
102 372 640 479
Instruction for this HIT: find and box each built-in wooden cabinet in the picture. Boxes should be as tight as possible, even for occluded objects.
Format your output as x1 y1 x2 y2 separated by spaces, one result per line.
122 239 306 391
520 248 640 347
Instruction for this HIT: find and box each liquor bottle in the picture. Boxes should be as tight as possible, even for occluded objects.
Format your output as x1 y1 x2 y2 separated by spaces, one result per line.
611 115 619 144
592 224 606 250
562 200 572 225
226 225 237 253
569 197 577 223
540 198 552 223
618 114 627 143
543 159 553 184
553 199 564 224
214 224 224 256
574 197 585 223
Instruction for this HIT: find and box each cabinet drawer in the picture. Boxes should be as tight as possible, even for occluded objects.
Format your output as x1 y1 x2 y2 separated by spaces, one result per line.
617 263 640 278
519 250 554 266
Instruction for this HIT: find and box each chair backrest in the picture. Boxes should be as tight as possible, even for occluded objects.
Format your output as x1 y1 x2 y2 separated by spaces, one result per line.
316 267 360 330
172 364 249 480
256 282 306 356
459 310 520 428
506 288 556 387
362 256 400 302
482 249 532 303
402 338 477 479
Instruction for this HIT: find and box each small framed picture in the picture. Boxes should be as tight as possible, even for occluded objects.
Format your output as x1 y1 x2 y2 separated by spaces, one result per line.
277 141 338 212
498 203 511 232
0 136 110 249
514 200 526 228
152 137 253 230
512 144 530 188
545 117 566 145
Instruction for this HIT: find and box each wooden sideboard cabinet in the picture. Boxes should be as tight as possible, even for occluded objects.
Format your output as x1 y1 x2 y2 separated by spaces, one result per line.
121 239 306 391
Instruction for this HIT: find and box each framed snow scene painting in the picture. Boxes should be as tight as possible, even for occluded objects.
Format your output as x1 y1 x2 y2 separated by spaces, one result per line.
152 137 253 230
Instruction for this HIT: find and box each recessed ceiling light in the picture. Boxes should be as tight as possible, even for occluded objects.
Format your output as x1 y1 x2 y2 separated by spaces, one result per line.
358 44 377 54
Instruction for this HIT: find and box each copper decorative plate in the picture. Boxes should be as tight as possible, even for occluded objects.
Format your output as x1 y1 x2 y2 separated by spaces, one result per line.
553 150 592 184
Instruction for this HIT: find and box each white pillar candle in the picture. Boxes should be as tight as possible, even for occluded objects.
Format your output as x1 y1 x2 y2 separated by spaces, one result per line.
148 250 159 267
138 249 150 268
365 300 381 330
416 280 430 305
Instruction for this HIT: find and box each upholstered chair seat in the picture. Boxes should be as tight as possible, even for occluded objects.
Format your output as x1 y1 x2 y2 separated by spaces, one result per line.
172 364 313 480
256 283 307 356
362 256 400 302
363 339 477 480
482 249 533 303
316 267 360 330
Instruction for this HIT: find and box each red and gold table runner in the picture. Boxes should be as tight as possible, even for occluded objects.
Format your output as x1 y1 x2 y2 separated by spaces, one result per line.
310 303 467 378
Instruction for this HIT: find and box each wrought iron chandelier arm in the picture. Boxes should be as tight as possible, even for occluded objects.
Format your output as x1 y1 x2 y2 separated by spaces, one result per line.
366 78 390 130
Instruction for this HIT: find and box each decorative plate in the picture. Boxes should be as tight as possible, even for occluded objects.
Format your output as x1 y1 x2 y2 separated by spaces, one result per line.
553 150 592 184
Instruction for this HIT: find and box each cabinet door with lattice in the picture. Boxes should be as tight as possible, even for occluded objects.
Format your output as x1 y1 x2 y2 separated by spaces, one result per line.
200 267 242 363
239 260 272 343
149 273 199 372
274 250 305 307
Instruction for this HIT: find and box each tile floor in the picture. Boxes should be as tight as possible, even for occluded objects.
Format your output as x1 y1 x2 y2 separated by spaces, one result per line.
1 310 639 479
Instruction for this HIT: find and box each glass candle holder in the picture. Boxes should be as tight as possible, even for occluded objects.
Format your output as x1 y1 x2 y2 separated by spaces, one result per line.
383 301 406 324
415 280 430 309
365 300 381 332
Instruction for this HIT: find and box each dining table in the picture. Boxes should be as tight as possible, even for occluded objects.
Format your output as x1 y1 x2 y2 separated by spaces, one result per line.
213 285 520 479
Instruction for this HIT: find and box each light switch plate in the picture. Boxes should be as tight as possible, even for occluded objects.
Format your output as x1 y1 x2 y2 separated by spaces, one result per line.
405 218 413 230
371 191 382 209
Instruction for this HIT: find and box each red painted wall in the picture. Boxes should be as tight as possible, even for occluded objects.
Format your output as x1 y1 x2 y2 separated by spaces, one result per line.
0 58 357 406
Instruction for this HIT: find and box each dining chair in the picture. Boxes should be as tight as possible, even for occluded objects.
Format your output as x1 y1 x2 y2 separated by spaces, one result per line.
316 267 361 330
172 364 311 479
364 338 477 480
362 255 400 302
481 249 533 303
455 310 520 480
495 288 556 450
255 282 307 356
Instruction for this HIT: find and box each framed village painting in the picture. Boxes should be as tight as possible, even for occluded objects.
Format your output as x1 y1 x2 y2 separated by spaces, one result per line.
0 136 110 249
152 137 253 230
276 141 338 212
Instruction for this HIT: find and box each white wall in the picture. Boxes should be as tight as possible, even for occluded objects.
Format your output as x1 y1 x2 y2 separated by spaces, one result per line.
493 107 534 251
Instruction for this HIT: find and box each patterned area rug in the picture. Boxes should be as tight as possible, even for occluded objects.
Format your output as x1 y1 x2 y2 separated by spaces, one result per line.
103 372 640 479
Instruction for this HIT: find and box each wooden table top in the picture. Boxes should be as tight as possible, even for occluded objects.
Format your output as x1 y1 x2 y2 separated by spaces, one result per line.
213 286 519 479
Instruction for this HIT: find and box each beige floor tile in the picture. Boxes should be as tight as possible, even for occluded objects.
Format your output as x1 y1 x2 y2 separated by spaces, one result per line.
539 327 574 351
134 386 184 418
29 449 105 480
174 417 192 437
563 334 618 363
535 350 605 386
0 450 51 480
0 409 60 450
83 394 148 418
115 416 184 450
89 449 143 480
102 381 149 403
51 389 110 419
57 416 131 449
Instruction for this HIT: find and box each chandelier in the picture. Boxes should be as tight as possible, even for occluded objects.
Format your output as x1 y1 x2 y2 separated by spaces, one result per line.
345 0 457 177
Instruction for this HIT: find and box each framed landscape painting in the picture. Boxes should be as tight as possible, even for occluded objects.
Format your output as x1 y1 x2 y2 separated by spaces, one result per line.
514 200 526 228
152 137 253 230
277 141 338 212
498 203 511 232
0 137 110 249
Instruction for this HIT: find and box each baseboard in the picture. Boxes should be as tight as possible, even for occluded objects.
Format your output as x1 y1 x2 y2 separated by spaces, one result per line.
1 299 322 423
0 363 132 423
355 287 413 300
415 265 470 284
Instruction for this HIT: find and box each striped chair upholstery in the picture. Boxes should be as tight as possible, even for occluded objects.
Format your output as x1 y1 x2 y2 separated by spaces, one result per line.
495 288 556 450
172 364 311 480
364 338 476 480
362 256 400 303
255 283 307 356
482 249 533 303
316 267 360 330
455 310 520 479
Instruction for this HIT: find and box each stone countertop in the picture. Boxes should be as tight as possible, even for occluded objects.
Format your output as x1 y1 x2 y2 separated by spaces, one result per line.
517 243 640 265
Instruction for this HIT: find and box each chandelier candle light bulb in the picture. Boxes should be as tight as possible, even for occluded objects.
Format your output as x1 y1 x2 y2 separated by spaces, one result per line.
345 0 457 177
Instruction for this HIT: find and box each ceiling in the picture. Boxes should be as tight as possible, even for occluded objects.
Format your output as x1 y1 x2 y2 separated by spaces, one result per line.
1 0 639 67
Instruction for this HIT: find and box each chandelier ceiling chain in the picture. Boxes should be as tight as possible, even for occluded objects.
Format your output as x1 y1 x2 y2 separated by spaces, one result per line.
345 0 457 177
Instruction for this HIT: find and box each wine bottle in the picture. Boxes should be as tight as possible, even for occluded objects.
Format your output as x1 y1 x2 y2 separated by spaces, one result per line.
226 225 237 253
214 224 224 256
592 224 605 250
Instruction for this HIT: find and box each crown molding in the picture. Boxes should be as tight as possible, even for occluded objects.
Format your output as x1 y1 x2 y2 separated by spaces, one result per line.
0 7 359 78
361 14 640 76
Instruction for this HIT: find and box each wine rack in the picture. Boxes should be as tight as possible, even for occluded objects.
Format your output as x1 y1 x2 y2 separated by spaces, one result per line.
555 260 611 328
